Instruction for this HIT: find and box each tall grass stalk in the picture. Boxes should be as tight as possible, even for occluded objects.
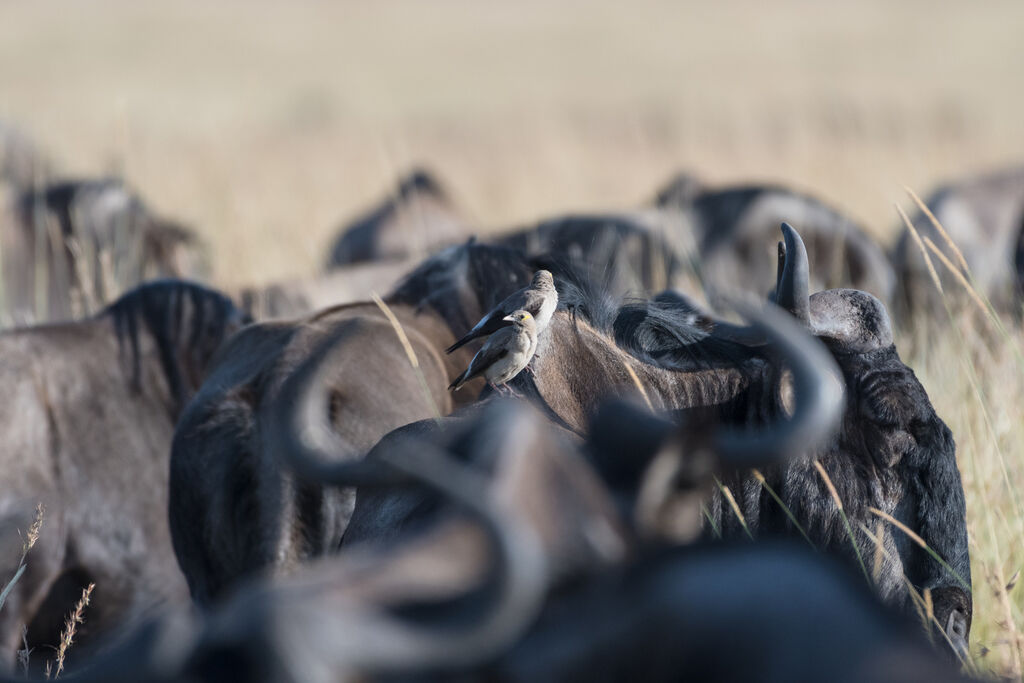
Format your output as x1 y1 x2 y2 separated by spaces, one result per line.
0 503 43 613
813 461 869 584
371 292 443 422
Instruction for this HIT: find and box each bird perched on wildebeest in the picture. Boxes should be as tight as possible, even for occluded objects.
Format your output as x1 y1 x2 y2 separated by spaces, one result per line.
445 269 557 354
449 310 538 394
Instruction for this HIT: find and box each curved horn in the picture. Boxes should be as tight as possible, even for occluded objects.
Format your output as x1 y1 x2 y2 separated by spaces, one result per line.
352 412 546 673
770 240 785 303
713 301 844 468
776 223 810 325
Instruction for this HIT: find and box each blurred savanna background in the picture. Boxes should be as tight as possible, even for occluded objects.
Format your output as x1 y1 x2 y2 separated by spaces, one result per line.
2 0 1024 678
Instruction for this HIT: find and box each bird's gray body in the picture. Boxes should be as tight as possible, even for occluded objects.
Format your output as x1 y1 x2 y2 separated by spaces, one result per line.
450 311 538 390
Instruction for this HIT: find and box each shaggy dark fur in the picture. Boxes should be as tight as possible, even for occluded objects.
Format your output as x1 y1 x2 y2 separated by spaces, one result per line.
389 240 537 336
108 280 249 416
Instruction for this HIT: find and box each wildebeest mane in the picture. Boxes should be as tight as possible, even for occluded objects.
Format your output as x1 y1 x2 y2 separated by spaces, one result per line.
108 279 247 416
388 240 536 334
552 267 751 370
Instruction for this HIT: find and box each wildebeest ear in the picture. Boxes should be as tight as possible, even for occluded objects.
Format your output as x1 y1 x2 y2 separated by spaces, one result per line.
776 223 810 325
809 289 893 353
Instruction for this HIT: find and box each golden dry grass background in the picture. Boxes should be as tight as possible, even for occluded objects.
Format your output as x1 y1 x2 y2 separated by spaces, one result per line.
3 0 1024 677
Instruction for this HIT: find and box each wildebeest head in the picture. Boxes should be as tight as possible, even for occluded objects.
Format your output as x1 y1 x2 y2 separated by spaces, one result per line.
106 279 249 417
768 223 971 657
326 167 470 268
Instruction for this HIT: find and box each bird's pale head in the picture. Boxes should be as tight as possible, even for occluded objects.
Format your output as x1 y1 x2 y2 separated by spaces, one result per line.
503 310 534 324
532 270 555 289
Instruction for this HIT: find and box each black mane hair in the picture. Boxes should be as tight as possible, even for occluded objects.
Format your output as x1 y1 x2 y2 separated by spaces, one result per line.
610 292 750 369
552 266 750 370
106 279 248 417
387 240 537 334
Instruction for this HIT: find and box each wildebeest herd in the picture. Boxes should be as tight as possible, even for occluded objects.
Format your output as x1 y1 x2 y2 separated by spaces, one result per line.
1 120 1023 681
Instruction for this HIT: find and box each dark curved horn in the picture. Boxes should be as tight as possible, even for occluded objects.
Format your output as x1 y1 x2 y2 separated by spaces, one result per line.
356 410 546 672
713 301 844 468
771 240 785 303
776 223 810 325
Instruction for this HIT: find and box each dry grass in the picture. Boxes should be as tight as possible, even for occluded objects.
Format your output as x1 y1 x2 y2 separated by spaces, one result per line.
48 582 95 679
2 0 1023 678
901 261 1024 678
3 0 1024 287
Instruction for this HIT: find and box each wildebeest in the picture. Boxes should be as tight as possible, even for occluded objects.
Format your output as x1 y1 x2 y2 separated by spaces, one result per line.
325 167 470 268
487 224 969 656
168 242 548 604
892 165 1024 321
1 179 208 324
47 379 967 682
0 280 245 665
654 175 896 308
672 226 972 656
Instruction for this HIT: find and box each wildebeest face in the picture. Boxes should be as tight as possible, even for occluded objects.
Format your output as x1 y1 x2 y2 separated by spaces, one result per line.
771 227 971 658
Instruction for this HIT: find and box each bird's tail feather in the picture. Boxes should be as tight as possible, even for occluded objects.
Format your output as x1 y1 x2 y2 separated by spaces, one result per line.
448 372 467 391
445 335 472 354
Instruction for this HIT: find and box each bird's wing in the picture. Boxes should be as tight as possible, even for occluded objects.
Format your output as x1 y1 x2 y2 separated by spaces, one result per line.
497 284 531 312
520 288 548 314
446 299 516 353
470 307 510 336
463 327 515 379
